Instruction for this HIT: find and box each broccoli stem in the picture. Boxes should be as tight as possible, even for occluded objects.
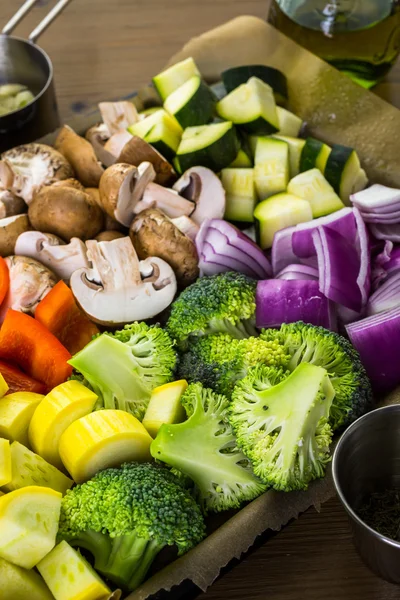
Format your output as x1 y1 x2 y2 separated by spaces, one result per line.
65 530 112 573
128 539 165 591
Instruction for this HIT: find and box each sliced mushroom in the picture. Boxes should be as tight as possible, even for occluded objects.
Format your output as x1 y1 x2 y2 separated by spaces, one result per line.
15 231 89 282
103 130 133 159
0 188 26 219
0 143 74 204
118 136 176 186
70 236 177 326
99 162 156 227
130 208 199 288
28 179 104 241
99 101 140 135
85 123 116 168
0 214 31 257
95 231 126 242
54 125 104 188
170 215 200 241
173 166 226 225
135 182 194 219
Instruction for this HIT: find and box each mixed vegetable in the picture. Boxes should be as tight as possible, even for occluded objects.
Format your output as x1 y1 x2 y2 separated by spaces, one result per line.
0 56 397 598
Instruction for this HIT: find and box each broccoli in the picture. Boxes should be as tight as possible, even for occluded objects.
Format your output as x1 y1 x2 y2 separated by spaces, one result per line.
150 382 266 513
177 333 290 397
166 272 257 348
58 462 205 592
260 322 373 430
229 363 334 492
69 322 176 420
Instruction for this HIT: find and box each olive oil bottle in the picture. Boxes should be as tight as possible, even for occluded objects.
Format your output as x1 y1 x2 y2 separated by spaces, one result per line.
269 0 400 87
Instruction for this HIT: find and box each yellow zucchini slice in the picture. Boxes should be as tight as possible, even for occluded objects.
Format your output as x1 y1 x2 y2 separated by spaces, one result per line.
0 556 53 600
0 373 9 398
0 392 44 446
0 438 11 487
143 380 188 438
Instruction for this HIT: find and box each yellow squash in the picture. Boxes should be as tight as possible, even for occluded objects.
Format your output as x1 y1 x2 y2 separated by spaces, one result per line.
0 392 44 446
0 373 8 398
0 438 11 487
0 556 53 600
29 380 98 470
59 409 153 483
142 380 187 438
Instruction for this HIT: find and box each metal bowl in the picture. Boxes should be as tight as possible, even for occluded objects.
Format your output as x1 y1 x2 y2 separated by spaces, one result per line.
333 404 400 584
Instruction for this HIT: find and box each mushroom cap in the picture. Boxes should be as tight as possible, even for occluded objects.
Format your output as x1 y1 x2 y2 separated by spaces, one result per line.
28 180 104 242
0 189 26 219
0 214 31 257
95 231 126 242
118 136 177 186
103 130 133 159
173 166 226 225
0 143 74 204
85 123 116 168
130 208 199 288
55 125 104 188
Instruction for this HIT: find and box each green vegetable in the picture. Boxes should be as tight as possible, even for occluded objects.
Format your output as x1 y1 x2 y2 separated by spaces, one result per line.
221 167 257 222
69 322 176 421
300 137 331 173
221 65 288 105
229 147 253 168
151 382 266 512
0 84 35 117
153 57 201 101
260 322 373 430
324 143 368 205
276 107 303 137
58 462 205 592
254 137 290 199
128 109 182 161
0 556 53 600
164 75 215 128
287 168 345 218
272 135 305 178
166 272 257 348
229 363 334 491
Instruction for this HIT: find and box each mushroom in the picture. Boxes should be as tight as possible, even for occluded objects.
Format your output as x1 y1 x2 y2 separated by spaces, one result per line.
118 136 176 186
0 214 31 257
98 162 156 227
15 231 89 282
0 188 26 219
54 125 104 188
0 143 74 204
170 215 200 241
173 166 226 225
28 179 104 241
103 130 133 158
85 123 116 168
0 255 57 319
130 208 199 288
99 101 139 135
135 182 194 219
95 231 126 242
70 236 177 326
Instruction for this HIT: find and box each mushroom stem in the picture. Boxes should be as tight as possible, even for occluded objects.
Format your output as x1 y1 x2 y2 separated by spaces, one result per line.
99 102 140 135
136 182 194 219
86 237 142 288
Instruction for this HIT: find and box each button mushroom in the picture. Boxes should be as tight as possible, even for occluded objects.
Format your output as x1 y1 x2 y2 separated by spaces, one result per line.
94 231 126 242
173 166 226 225
99 101 140 135
170 215 200 241
98 162 156 227
55 125 104 188
103 130 133 160
0 214 31 257
85 123 116 168
118 136 177 186
130 208 199 288
70 236 177 326
135 182 195 219
15 231 89 282
0 143 74 204
0 188 26 219
28 179 104 241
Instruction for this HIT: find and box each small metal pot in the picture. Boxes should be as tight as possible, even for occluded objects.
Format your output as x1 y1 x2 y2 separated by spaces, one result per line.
0 0 72 153
333 405 400 584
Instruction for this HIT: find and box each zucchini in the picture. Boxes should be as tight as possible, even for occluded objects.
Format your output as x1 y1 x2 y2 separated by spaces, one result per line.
272 135 305 178
221 168 257 222
175 121 239 173
164 75 215 128
216 77 279 135
139 106 163 119
276 107 303 137
254 192 313 249
229 148 253 168
248 135 259 158
288 168 345 218
210 81 228 101
300 137 331 173
324 144 368 205
128 108 182 137
153 57 200 101
222 65 288 105
128 109 182 160
254 137 290 199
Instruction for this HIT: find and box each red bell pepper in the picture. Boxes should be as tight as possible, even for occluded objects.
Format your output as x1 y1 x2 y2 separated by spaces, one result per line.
0 257 9 307
35 281 99 355
0 360 47 394
0 309 72 390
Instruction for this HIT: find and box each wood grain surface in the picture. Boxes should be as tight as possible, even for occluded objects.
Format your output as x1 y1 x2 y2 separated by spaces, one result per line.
1 1 400 599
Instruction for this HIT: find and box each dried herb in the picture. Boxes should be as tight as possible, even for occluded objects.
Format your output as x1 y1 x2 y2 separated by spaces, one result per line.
357 489 400 541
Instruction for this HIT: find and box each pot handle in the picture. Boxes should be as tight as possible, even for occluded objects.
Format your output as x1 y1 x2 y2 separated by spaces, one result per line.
2 0 73 43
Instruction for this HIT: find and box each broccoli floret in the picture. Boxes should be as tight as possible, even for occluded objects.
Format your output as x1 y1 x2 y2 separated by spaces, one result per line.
150 382 266 513
261 322 373 430
177 333 290 397
58 462 205 592
229 363 334 492
69 322 176 420
166 272 257 348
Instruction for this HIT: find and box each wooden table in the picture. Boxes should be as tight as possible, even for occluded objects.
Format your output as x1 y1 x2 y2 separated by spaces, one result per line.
2 1 400 599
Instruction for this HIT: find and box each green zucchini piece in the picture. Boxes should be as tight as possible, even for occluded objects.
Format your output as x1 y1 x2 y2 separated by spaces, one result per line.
222 65 288 105
276 107 303 137
216 77 279 135
175 121 239 173
164 75 215 128
153 57 200 101
128 109 182 160
139 106 163 118
248 135 259 158
128 108 182 137
300 137 331 173
229 148 253 168
254 192 313 249
272 135 305 178
288 168 345 218
210 81 228 101
254 137 290 200
324 144 368 205
221 168 257 222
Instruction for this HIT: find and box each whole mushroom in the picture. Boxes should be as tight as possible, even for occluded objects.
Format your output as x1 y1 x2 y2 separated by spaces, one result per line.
55 125 104 188
0 188 26 219
173 166 226 225
0 214 31 257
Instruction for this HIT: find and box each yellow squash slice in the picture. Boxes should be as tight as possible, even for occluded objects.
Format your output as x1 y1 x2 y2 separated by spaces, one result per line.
0 373 9 398
0 392 44 446
0 438 11 487
29 380 98 470
0 556 53 600
142 380 187 438
59 409 153 483
0 485 61 569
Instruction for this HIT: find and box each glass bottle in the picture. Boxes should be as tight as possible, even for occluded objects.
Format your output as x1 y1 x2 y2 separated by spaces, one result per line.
268 0 400 87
